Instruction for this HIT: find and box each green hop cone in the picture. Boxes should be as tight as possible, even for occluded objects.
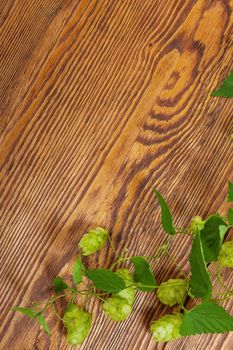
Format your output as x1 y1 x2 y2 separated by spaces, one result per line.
102 268 135 321
157 279 188 307
218 240 233 267
102 297 133 322
189 216 205 234
150 313 183 342
63 305 91 345
78 227 109 256
115 269 135 304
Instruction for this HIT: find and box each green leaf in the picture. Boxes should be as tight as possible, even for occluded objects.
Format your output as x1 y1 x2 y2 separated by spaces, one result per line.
211 70 233 98
227 208 233 225
219 225 228 244
130 256 157 292
227 181 233 202
189 233 212 299
12 307 51 336
52 277 69 293
85 268 125 293
181 302 233 336
36 313 51 336
72 256 84 285
200 215 228 262
154 189 175 234
11 306 37 319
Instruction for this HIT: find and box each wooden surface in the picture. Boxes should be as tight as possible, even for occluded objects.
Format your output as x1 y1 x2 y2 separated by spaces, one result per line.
0 0 233 349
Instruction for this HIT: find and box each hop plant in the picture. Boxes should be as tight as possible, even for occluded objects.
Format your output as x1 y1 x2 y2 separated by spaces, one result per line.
78 227 109 256
157 279 188 307
102 268 135 321
63 305 91 345
11 180 233 345
189 216 205 234
150 314 183 342
218 240 233 267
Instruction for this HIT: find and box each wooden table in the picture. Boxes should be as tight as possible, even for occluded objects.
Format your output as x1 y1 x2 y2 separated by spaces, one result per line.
0 1 233 349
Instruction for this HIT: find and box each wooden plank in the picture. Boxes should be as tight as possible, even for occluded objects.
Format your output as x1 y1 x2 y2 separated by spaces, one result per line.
0 0 232 349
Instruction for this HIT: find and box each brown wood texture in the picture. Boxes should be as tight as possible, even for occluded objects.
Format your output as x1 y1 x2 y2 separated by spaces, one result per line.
0 0 233 349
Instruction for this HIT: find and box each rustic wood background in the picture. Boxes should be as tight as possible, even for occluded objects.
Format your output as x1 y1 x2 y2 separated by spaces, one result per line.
0 0 233 349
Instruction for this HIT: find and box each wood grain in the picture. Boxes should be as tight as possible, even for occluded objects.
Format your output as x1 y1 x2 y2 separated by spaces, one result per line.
0 0 233 349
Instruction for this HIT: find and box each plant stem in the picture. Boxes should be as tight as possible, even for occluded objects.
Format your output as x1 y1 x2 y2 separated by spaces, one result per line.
51 302 64 321
71 292 76 304
95 295 106 302
40 294 67 313
110 256 130 270
175 227 192 235
107 235 121 259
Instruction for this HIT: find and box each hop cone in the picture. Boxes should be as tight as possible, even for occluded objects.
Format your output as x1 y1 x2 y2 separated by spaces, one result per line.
102 268 135 321
190 216 205 234
150 314 183 342
218 240 233 267
157 279 188 306
78 227 109 256
102 297 133 322
115 269 135 304
63 305 91 345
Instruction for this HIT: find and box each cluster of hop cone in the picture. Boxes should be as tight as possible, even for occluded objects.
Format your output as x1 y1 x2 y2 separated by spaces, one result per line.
63 222 233 345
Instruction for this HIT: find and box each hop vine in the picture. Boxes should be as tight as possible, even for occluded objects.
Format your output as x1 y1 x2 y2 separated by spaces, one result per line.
12 181 233 345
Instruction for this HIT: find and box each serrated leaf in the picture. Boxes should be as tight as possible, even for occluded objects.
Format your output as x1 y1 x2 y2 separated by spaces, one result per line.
36 313 51 336
72 256 84 285
130 256 157 292
85 268 125 293
52 277 69 293
211 70 233 98
200 215 228 262
181 302 233 336
189 233 212 299
11 307 37 319
227 208 233 225
227 181 233 202
154 189 175 234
